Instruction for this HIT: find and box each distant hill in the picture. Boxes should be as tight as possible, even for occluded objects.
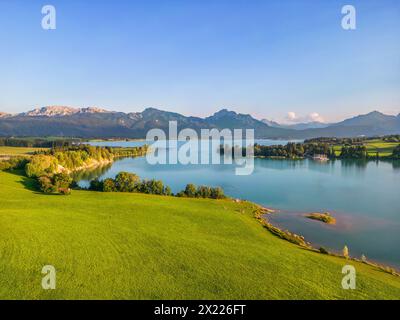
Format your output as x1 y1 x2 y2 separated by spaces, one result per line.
0 106 399 139
262 119 330 130
295 111 400 139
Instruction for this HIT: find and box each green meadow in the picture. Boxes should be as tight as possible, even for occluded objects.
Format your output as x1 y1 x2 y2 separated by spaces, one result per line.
0 146 47 157
332 139 399 157
0 170 399 300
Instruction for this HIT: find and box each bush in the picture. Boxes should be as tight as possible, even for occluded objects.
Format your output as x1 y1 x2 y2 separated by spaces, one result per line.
184 184 197 197
139 179 165 195
181 184 225 199
0 157 28 171
103 178 116 192
53 173 73 191
38 175 57 193
37 173 72 195
115 172 140 192
210 187 225 199
197 186 212 198
25 155 58 177
319 247 329 254
89 178 104 191
392 145 400 159
86 173 225 201
175 191 185 197
163 186 172 196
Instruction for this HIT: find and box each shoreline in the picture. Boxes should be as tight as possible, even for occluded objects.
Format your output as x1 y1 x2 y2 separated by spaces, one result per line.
68 152 400 276
253 204 400 275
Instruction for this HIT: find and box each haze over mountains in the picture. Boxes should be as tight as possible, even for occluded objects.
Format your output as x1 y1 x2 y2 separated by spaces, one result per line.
0 106 399 139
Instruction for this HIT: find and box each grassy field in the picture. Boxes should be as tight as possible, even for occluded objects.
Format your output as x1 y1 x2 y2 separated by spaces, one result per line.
0 146 47 157
0 170 399 299
364 139 399 156
333 139 399 157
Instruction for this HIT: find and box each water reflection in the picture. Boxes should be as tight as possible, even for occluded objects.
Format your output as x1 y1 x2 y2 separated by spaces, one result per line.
71 163 113 183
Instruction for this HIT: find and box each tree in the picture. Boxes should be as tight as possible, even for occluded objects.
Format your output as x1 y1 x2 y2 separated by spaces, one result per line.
163 186 172 196
25 155 58 177
89 178 103 191
210 187 225 199
37 173 72 195
0 157 28 171
53 173 73 191
115 172 140 192
197 186 211 198
149 180 164 195
392 145 400 159
184 184 197 197
38 175 57 194
103 178 116 192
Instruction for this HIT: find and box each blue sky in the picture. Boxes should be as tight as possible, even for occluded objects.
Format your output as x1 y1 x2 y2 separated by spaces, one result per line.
0 0 399 123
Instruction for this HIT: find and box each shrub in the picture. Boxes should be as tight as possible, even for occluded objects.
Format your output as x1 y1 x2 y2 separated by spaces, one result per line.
184 184 197 197
103 178 116 192
392 145 400 159
89 179 104 191
210 187 225 199
53 173 73 191
196 186 212 198
25 155 58 177
86 172 224 201
0 157 29 171
38 175 57 193
37 173 72 195
175 191 185 197
163 186 172 196
115 172 140 192
319 247 329 254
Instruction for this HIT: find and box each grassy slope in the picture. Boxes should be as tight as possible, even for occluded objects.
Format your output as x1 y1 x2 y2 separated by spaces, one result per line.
0 170 399 300
0 146 47 156
332 140 399 157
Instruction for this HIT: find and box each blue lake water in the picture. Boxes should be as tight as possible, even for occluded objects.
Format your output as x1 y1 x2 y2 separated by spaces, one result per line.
78 140 400 269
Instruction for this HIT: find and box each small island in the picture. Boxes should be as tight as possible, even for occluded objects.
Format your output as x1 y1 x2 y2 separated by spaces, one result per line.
305 212 336 225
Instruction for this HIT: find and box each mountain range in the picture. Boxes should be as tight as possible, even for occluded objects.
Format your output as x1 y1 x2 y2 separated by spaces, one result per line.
0 106 399 139
261 119 330 130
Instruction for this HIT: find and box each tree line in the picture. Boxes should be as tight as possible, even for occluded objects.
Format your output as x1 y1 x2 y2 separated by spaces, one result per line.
220 142 335 159
0 145 149 195
220 140 400 160
26 145 149 175
0 137 81 148
88 172 226 200
393 145 400 159
304 135 400 144
1 144 227 200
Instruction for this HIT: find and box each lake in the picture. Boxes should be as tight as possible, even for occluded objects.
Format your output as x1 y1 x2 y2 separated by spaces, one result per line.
77 140 400 269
